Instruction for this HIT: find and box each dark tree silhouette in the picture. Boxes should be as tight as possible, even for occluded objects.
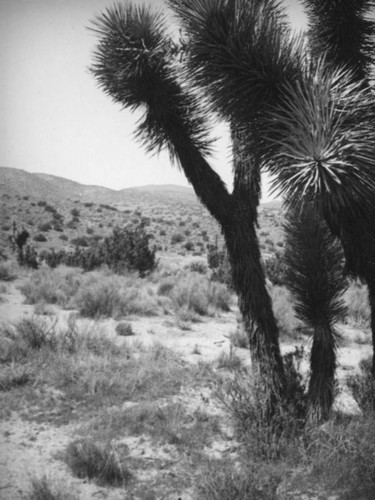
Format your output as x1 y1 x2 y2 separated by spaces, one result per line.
284 203 347 421
301 0 375 377
89 0 375 410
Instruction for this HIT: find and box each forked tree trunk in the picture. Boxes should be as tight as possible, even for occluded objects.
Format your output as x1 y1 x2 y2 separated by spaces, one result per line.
172 136 286 408
308 324 337 422
223 206 286 402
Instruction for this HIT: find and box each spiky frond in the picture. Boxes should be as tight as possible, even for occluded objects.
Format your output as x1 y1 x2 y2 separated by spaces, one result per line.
284 203 347 329
261 59 375 216
89 2 212 157
168 0 304 123
303 0 375 82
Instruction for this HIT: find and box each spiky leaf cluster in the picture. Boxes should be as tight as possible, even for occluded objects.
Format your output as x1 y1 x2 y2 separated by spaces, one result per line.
168 0 303 124
303 0 375 82
284 203 347 329
89 3 212 158
261 59 375 215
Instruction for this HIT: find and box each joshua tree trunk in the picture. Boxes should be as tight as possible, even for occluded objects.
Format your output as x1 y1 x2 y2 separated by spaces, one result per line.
223 204 286 399
308 324 337 422
173 135 286 403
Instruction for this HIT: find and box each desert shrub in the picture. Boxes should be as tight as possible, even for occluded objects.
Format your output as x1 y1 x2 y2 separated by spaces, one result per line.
25 475 78 500
0 262 18 281
71 237 89 247
216 348 243 371
344 281 370 327
115 322 135 336
186 260 208 274
70 208 80 217
74 273 159 318
38 222 52 232
215 351 306 461
171 232 184 244
184 240 194 251
0 366 30 391
64 439 131 486
19 267 82 307
59 234 68 241
16 316 58 350
196 460 280 500
66 220 77 229
300 417 375 499
44 204 56 213
347 357 375 413
34 233 47 242
229 325 249 349
41 223 157 276
18 244 39 269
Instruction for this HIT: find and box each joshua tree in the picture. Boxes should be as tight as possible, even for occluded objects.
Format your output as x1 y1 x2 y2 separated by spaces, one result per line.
89 0 375 408
284 203 348 421
301 0 375 376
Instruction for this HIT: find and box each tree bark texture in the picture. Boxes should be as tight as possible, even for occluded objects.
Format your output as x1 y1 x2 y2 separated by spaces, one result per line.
173 131 286 403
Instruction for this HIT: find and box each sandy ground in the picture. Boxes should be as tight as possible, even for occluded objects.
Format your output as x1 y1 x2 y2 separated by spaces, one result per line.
0 281 372 499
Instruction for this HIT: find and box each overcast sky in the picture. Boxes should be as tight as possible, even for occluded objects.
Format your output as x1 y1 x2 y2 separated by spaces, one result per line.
0 0 306 199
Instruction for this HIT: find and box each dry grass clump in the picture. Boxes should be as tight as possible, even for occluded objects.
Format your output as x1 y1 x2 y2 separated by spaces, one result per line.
86 401 221 452
347 357 375 413
64 439 132 486
19 266 82 308
25 476 78 500
0 316 198 420
196 460 280 500
157 272 232 316
73 272 161 318
344 281 371 327
0 261 18 281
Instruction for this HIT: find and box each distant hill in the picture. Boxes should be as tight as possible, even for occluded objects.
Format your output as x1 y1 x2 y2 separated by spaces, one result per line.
0 166 283 259
0 166 196 205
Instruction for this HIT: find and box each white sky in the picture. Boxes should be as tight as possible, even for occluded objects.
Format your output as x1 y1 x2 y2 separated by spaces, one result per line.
0 0 306 200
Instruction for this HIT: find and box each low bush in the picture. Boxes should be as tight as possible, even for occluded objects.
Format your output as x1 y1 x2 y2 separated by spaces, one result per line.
74 273 160 318
0 262 18 281
26 476 78 500
34 233 47 242
347 357 375 413
19 267 82 307
115 322 135 336
64 439 131 486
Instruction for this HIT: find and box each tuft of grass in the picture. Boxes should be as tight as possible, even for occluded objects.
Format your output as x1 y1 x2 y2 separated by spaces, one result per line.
0 261 18 281
25 476 78 500
158 272 232 316
84 401 221 453
74 273 160 318
115 321 135 336
63 439 132 486
19 267 82 308
196 460 280 500
216 347 243 371
0 365 30 391
229 326 249 349
16 316 58 350
347 357 375 414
